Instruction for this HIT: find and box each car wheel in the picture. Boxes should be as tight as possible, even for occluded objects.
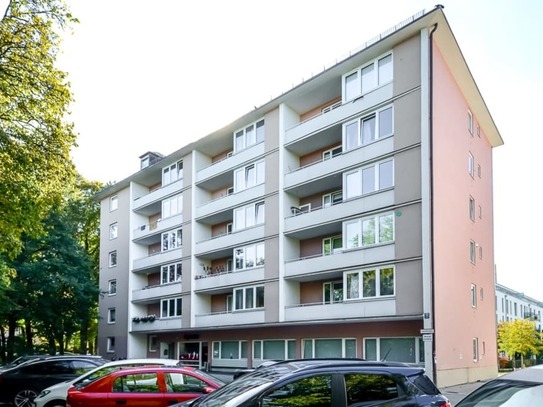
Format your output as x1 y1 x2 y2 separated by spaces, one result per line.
14 389 38 407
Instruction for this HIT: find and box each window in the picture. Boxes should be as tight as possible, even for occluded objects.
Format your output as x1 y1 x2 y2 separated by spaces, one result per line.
302 338 356 358
469 197 475 221
166 372 208 393
264 374 332 407
344 159 393 199
478 164 481 178
234 286 264 310
109 223 118 240
108 308 116 324
468 152 474 177
212 341 247 359
323 281 343 303
161 297 182 318
470 241 476 264
468 110 473 134
344 213 394 249
107 337 115 353
471 284 477 308
109 251 117 267
323 145 342 160
479 245 483 260
343 53 393 101
110 195 118 212
345 373 399 404
253 340 296 360
323 191 342 207
162 228 182 251
113 372 159 393
108 280 117 295
234 202 265 231
478 205 482 219
161 262 182 284
345 266 394 299
234 119 265 152
364 337 424 363
162 194 183 218
234 242 265 270
162 160 183 185
234 161 265 192
149 335 158 352
473 337 479 362
323 236 342 255
344 106 393 151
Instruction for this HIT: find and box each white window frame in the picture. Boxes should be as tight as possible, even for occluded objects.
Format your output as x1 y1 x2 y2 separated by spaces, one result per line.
470 241 476 264
108 250 117 268
469 196 475 221
302 338 357 359
343 212 394 250
108 279 117 295
109 223 118 240
234 202 265 231
162 194 183 219
149 335 158 352
234 119 265 153
468 153 474 177
344 159 394 200
323 236 342 255
233 285 264 311
323 281 343 304
161 297 182 318
363 337 423 363
212 341 248 360
110 195 118 212
323 145 342 160
468 110 473 134
473 337 479 362
162 228 182 252
471 284 477 308
253 339 296 360
161 262 182 284
344 266 395 300
234 242 265 271
343 105 394 151
234 161 265 192
107 308 116 324
162 160 183 186
342 53 393 102
107 337 115 353
323 191 342 208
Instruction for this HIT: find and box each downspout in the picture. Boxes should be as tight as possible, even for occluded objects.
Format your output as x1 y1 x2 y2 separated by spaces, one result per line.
428 21 438 384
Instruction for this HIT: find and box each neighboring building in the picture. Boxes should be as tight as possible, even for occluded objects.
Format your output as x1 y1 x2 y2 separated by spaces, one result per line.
496 283 543 331
94 6 503 387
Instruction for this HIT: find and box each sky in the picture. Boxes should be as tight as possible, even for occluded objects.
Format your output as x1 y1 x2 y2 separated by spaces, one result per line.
38 0 543 298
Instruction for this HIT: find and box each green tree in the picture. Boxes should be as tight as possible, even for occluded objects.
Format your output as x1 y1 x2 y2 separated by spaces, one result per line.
0 0 77 261
498 319 543 368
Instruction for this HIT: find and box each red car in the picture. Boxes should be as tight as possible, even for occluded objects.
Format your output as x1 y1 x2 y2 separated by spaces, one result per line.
66 366 224 407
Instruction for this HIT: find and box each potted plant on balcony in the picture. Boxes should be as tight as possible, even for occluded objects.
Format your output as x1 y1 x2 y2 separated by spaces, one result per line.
132 317 141 323
148 314 156 322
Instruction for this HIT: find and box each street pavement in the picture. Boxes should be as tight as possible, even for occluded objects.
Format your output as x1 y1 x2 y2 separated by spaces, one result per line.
441 380 487 406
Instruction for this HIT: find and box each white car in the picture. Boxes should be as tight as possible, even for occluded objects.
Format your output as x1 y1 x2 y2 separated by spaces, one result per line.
32 358 182 407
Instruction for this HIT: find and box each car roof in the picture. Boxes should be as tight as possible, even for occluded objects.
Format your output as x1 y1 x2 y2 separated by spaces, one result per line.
106 366 198 375
493 365 543 383
260 358 425 372
100 358 181 368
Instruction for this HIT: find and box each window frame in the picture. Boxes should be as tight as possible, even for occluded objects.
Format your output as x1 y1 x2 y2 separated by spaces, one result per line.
161 228 182 252
107 337 115 353
110 195 118 212
107 308 116 324
471 284 477 308
322 191 342 208
469 196 475 221
109 223 118 240
234 161 265 192
302 338 357 358
234 242 265 271
160 297 182 318
473 337 479 362
323 145 342 160
343 105 394 151
470 241 476 264
162 160 183 186
343 212 394 250
468 110 473 134
149 335 158 352
108 250 117 268
161 262 182 284
344 266 395 300
233 285 264 311
468 152 474 177
323 281 343 304
342 53 393 102
108 279 117 295
234 119 265 153
364 337 424 363
323 236 342 255
344 159 394 200
233 201 265 231
162 194 183 219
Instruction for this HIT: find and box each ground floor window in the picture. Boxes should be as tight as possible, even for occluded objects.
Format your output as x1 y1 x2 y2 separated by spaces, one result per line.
302 338 356 358
253 339 296 360
364 337 424 363
213 340 247 359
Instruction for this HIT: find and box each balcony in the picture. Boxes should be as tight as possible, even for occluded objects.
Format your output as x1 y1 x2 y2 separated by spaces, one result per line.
196 184 265 222
133 179 183 215
194 309 265 328
132 282 182 303
133 214 183 244
195 225 265 257
194 267 265 293
131 316 182 332
284 298 396 322
132 248 182 273
285 244 395 281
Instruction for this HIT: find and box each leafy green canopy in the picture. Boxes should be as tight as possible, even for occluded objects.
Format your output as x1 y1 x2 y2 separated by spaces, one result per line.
0 0 77 258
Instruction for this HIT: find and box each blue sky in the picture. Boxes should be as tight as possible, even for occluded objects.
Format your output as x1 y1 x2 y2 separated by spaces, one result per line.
51 0 542 298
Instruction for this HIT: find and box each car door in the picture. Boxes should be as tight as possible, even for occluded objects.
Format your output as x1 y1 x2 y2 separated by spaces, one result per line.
108 372 165 407
163 371 213 405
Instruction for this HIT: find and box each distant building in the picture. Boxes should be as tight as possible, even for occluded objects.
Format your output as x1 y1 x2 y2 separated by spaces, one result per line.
94 6 503 387
496 284 543 331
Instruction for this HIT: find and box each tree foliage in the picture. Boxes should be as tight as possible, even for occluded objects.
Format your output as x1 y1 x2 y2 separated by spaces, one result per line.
498 319 543 367
0 0 77 259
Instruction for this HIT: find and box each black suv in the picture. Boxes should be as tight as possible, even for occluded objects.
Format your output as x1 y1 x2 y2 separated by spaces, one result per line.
175 359 451 407
0 355 107 407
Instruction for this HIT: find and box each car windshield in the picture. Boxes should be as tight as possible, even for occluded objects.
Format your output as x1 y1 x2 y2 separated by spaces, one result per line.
457 380 543 406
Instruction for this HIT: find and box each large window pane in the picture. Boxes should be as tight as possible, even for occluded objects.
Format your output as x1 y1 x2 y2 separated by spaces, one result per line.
378 54 393 85
263 375 332 407
363 269 376 297
256 120 265 143
361 64 375 92
221 341 240 359
245 124 255 146
346 272 360 299
345 72 358 100
256 286 265 307
256 243 265 266
263 340 285 360
379 160 393 189
365 339 377 360
315 339 342 358
380 267 395 296
303 339 313 358
245 287 254 308
362 218 375 245
361 116 376 144
379 107 393 137
379 214 394 243
362 166 375 194
346 222 360 249
380 338 415 363
346 339 356 358
346 171 361 199
345 122 359 150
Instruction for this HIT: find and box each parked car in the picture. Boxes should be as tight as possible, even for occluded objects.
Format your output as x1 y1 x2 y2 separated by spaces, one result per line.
232 359 279 380
455 365 543 406
33 358 183 407
0 355 107 407
171 358 451 407
65 365 224 407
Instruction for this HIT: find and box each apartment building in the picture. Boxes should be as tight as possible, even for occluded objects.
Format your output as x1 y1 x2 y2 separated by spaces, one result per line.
496 283 543 331
94 6 503 387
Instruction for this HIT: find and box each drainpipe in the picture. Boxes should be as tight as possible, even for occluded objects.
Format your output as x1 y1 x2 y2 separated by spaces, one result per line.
428 20 439 384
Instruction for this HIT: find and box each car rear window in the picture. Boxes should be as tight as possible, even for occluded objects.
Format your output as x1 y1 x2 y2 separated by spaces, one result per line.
410 373 441 395
345 373 399 405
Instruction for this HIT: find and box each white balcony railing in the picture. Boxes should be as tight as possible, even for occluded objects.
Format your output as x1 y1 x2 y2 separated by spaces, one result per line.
131 282 182 303
131 316 182 332
285 298 396 322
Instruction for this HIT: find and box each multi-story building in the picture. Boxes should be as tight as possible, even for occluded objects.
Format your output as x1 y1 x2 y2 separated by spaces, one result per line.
94 6 503 387
496 283 543 331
